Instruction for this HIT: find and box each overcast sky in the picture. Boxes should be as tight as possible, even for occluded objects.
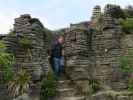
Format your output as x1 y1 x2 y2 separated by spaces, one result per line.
0 0 133 34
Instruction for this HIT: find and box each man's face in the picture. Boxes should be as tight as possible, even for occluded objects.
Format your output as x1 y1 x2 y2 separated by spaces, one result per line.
58 36 64 44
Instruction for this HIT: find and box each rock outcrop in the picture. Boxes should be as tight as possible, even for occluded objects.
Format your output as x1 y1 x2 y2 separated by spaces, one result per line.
5 14 48 78
92 13 127 91
64 5 133 100
3 14 53 100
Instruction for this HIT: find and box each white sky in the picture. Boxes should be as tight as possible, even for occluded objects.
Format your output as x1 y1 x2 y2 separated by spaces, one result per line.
0 0 133 34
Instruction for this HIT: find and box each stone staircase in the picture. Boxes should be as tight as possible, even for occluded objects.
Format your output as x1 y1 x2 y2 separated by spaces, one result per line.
54 74 85 100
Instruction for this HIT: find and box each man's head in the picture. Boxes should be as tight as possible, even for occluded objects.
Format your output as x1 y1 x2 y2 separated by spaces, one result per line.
58 36 64 44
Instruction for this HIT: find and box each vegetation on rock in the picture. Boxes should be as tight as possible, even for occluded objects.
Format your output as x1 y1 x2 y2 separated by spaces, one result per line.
120 50 133 72
105 4 126 19
120 50 133 91
40 71 57 100
8 69 31 97
124 5 133 18
105 4 133 34
18 36 33 62
0 40 31 98
18 36 32 49
89 79 101 94
0 40 14 82
128 77 133 91
119 18 133 34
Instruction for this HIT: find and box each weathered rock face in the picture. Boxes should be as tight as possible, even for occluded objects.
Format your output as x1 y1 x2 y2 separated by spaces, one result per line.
64 5 131 100
70 21 90 30
92 91 133 100
92 13 127 91
6 14 49 79
91 5 102 30
64 27 95 95
0 34 12 100
3 14 52 100
91 5 101 20
64 28 91 80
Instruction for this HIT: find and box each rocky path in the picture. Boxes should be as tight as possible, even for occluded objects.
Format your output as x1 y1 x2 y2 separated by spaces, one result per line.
54 74 85 100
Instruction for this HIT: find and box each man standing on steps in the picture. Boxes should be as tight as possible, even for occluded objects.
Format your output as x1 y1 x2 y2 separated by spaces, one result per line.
48 35 65 80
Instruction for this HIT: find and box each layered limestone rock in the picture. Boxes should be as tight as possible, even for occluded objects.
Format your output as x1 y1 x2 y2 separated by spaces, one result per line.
64 5 130 100
91 14 127 91
92 91 133 100
6 14 48 79
3 14 52 100
91 5 101 20
91 5 103 30
64 28 90 80
64 26 94 96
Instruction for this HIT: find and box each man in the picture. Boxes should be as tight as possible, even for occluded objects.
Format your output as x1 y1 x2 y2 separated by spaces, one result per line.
48 36 64 79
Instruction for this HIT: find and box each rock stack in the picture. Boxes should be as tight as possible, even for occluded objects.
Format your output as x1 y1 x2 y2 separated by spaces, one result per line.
70 21 90 30
91 5 101 21
103 15 115 29
91 5 102 30
64 5 128 99
91 9 127 91
14 14 31 33
102 7 116 29
4 14 51 100
7 14 48 78
64 28 93 95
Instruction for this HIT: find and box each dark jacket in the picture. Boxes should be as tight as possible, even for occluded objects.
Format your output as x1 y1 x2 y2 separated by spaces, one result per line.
51 42 63 58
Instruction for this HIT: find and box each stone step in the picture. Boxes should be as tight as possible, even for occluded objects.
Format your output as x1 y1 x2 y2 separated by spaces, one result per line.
55 96 85 100
58 80 71 84
57 80 73 89
57 88 74 92
58 74 68 80
56 88 76 97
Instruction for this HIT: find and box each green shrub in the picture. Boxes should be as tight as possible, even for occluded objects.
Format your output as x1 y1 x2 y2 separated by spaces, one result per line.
89 79 101 94
128 77 133 91
8 69 31 97
18 37 33 61
3 64 14 82
40 71 57 100
124 5 133 18
0 40 5 51
0 53 14 65
105 4 126 19
0 40 15 82
120 50 133 91
120 57 133 72
119 18 133 33
120 50 133 72
18 36 32 49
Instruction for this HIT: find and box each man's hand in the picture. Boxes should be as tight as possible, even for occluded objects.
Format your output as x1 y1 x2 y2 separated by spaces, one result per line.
48 56 51 59
62 49 65 56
